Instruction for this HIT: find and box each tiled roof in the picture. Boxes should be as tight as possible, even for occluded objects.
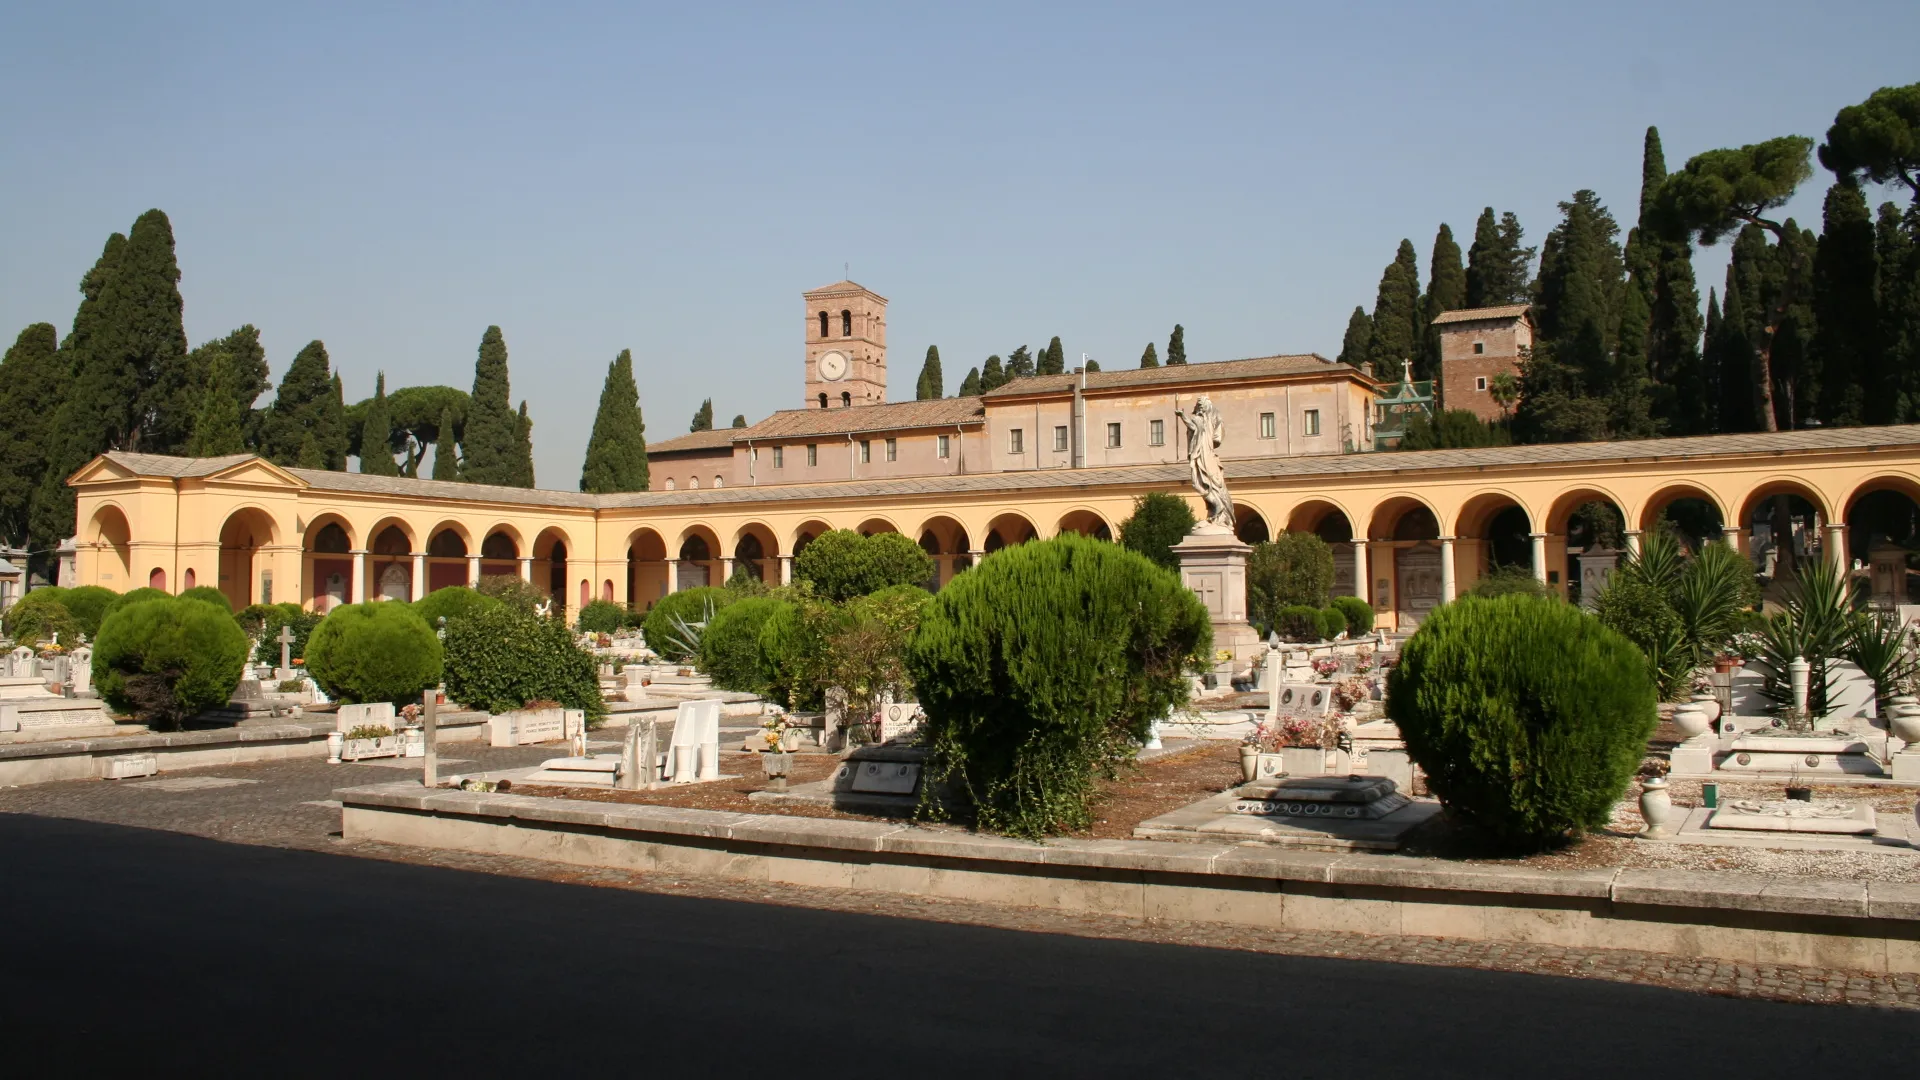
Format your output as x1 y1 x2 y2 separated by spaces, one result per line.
733 397 986 440
646 429 741 455
981 354 1356 399
1431 304 1531 326
101 452 256 478
802 279 886 300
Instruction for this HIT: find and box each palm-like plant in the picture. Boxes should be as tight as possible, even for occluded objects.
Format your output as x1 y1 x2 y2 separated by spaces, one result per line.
1843 610 1916 712
1747 557 1860 716
1670 541 1754 662
1600 531 1756 698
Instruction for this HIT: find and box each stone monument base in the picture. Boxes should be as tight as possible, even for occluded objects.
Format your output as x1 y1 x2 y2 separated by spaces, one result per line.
1173 524 1261 677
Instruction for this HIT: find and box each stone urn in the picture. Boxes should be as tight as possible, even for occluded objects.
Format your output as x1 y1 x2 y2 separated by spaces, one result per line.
1889 703 1920 745
1239 744 1259 783
1638 777 1673 837
325 730 344 765
1690 690 1722 726
761 751 795 792
1671 700 1712 740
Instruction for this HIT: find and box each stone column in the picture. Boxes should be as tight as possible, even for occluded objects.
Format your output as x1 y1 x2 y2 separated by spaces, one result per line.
1353 540 1370 605
778 556 793 585
1529 533 1548 584
721 556 735 582
1721 524 1744 555
665 559 680 595
466 555 480 586
1623 530 1643 556
1438 536 1456 603
518 556 532 582
411 553 425 600
1825 522 1847 570
351 549 368 603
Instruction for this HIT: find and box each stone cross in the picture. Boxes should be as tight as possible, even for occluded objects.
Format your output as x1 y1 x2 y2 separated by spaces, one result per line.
278 626 295 673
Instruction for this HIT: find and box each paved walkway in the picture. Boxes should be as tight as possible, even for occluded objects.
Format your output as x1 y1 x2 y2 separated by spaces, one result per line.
1 750 1916 1013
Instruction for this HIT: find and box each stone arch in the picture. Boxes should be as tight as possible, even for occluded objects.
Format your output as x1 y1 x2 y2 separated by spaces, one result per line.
1843 475 1920 606
983 511 1038 554
791 519 833 557
1367 495 1441 543
532 527 573 612
1736 478 1833 584
627 527 668 609
1055 508 1112 541
85 503 133 591
1284 499 1354 542
479 527 521 581
424 521 473 594
676 524 723 591
1636 483 1728 552
916 515 972 586
218 506 279 609
732 522 780 583
856 516 900 537
1454 491 1533 584
303 513 356 610
1734 478 1831 533
1232 504 1269 544
148 567 167 591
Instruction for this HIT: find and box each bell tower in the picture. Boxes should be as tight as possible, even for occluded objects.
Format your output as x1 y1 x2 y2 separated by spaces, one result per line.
803 280 887 409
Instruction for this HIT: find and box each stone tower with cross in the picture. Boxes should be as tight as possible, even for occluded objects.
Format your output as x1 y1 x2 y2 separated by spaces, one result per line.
802 280 888 409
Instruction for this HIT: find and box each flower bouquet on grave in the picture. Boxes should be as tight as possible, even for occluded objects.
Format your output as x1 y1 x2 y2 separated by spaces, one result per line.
1311 657 1339 681
1331 676 1371 713
399 703 422 729
1352 646 1375 675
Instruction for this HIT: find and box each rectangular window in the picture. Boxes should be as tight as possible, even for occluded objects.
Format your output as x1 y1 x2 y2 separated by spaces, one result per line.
1303 409 1321 436
885 438 897 462
772 446 784 468
1259 412 1276 439
806 443 818 467
1009 428 1024 454
1473 341 1486 355
1053 425 1068 452
1106 422 1122 449
1149 419 1164 446
1475 376 1488 391
860 439 872 464
937 435 950 459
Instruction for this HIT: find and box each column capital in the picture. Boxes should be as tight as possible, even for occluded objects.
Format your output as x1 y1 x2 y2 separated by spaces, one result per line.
1622 529 1643 537
1527 532 1550 540
349 548 369 556
1438 535 1457 543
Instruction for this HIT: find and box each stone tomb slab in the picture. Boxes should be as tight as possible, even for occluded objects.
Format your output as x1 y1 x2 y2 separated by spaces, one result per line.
1705 799 1879 835
1136 775 1437 851
1658 806 1917 852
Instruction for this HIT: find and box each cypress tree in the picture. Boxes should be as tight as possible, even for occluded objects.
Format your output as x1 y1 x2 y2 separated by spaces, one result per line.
1715 277 1761 432
1139 342 1159 368
1038 336 1066 376
1166 324 1188 366
1085 359 1101 372
1422 225 1466 378
979 355 1005 392
513 401 535 487
731 414 747 428
432 408 460 480
461 326 521 483
114 210 192 452
184 354 247 457
0 324 64 547
1633 129 1706 434
1006 345 1035 380
358 373 399 474
32 232 126 551
915 345 944 399
1812 181 1880 426
958 367 982 396
1535 191 1626 356
1367 241 1421 375
1880 203 1920 421
690 398 713 432
296 431 323 469
1701 290 1725 434
1466 209 1535 307
187 326 271 451
1336 307 1373 369
261 341 339 467
580 349 650 493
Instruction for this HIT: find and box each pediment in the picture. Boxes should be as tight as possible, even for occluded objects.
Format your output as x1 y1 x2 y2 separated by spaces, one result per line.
67 457 138 485
201 458 307 489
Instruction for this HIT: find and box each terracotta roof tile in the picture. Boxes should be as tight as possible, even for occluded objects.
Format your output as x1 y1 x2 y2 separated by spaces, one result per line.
981 354 1355 398
645 429 741 455
733 397 985 441
1431 304 1531 326
802 279 886 300
102 451 256 478
288 469 599 508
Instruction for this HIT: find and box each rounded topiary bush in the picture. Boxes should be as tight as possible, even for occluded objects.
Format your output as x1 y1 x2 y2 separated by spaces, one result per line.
93 597 249 730
792 529 934 602
1329 596 1374 638
1387 593 1657 849
575 599 626 635
698 595 792 694
908 533 1211 838
443 603 603 723
304 602 443 705
759 597 826 710
2 589 80 647
411 586 501 632
108 587 170 617
1319 606 1348 641
59 585 119 636
179 585 233 611
1274 603 1326 641
248 605 323 666
642 586 733 662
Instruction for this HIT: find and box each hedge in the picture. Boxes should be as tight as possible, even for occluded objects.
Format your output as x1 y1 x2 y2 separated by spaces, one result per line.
249 606 323 667
908 533 1211 838
576 599 627 635
2 590 80 647
178 585 234 611
792 530 935 602
411 586 502 632
304 602 443 705
443 603 604 724
108 587 170 614
93 597 249 730
1319 606 1349 641
1329 595 1374 637
1387 593 1656 849
698 595 792 695
60 586 119 636
642 586 734 662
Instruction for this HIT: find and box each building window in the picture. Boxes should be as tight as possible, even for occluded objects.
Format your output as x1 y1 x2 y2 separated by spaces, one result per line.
885 438 897 462
1053 426 1068 452
713 476 723 489
819 311 829 339
1149 419 1164 446
841 310 852 337
817 393 827 409
1009 428 1024 454
688 476 699 489
1259 412 1276 439
1303 409 1321 436
773 446 784 468
860 439 872 463
841 391 851 407
1476 376 1488 391
937 435 950 459
806 444 818 467
1106 422 1121 448
665 478 676 490
1473 341 1485 355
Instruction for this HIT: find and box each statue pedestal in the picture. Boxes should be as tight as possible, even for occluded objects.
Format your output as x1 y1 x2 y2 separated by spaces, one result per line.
1174 524 1260 677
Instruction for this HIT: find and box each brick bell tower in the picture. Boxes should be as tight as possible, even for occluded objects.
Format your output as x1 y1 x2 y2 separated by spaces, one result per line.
803 280 887 408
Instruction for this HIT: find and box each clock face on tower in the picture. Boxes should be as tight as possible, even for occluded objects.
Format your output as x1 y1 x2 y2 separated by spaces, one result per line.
817 351 850 382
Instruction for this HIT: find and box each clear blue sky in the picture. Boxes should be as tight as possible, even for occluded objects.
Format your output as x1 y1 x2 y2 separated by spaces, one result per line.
3 1 1915 486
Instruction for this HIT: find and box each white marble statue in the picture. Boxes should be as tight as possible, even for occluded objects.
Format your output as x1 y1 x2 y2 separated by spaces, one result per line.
1175 395 1234 529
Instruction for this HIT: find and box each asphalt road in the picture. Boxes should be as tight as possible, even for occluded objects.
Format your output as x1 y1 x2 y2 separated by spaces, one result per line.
0 813 1908 1078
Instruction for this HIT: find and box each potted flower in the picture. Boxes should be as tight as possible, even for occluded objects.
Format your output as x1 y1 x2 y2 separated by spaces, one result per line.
1238 723 1266 782
1353 646 1376 676
1638 759 1673 836
760 723 796 790
1311 657 1339 682
341 723 400 761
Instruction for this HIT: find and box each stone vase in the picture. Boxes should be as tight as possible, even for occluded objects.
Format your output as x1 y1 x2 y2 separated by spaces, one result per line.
325 730 344 765
1690 691 1722 726
1638 777 1673 836
1239 745 1259 783
1889 704 1920 745
761 752 794 779
1671 701 1711 740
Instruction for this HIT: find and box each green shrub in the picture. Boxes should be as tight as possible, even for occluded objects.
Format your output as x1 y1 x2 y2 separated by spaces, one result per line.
59 585 118 636
1273 604 1327 641
642 586 734 662
1118 491 1196 571
304 603 443 705
1471 565 1548 599
759 596 827 711
411 586 502 632
1247 533 1334 632
1387 594 1656 849
235 602 301 639
475 573 551 614
93 597 249 730
249 606 323 667
818 584 933 735
793 530 934 602
1319 606 1349 641
2 590 80 647
443 603 604 724
1594 578 1689 700
178 585 233 611
1329 595 1375 637
908 534 1211 838
108 587 170 613
576 599 626 634
698 595 792 694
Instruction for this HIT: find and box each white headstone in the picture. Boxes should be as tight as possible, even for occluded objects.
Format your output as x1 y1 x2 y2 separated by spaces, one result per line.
7 646 33 679
67 646 92 695
324 572 347 612
378 562 411 603
335 701 397 733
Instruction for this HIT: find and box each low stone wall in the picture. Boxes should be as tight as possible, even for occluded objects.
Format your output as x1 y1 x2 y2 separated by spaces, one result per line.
337 781 1920 974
